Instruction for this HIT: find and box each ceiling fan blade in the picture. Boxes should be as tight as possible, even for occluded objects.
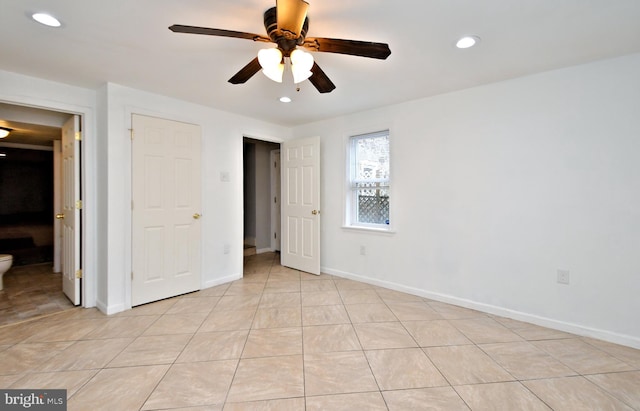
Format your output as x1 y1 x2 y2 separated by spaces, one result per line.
308 62 336 93
169 25 270 42
276 0 309 38
304 37 391 60
228 57 262 84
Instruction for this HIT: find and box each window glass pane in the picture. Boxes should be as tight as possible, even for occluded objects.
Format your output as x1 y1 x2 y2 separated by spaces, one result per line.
356 187 389 225
349 131 390 227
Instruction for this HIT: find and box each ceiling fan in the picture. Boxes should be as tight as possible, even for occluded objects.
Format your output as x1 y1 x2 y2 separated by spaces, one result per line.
169 0 391 93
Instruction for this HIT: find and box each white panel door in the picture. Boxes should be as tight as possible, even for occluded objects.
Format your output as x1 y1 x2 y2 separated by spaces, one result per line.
281 136 320 275
131 114 202 306
61 115 81 305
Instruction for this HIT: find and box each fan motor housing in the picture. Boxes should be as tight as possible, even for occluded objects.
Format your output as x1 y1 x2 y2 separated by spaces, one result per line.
264 7 308 55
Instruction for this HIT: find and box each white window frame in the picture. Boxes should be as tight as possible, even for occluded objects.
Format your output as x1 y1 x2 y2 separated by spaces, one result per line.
345 130 392 232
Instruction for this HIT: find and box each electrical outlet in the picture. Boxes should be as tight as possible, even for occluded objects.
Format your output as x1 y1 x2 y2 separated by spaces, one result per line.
360 245 366 256
557 269 570 285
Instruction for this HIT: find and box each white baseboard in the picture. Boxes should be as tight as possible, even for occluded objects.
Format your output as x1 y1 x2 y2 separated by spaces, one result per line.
322 266 640 350
96 299 126 315
256 248 274 254
203 273 241 289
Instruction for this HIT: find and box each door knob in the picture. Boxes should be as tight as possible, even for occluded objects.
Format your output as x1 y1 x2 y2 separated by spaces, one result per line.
311 210 320 215
193 213 201 219
55 213 65 220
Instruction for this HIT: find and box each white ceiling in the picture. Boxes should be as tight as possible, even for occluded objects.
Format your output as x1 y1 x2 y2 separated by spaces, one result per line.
1 0 640 127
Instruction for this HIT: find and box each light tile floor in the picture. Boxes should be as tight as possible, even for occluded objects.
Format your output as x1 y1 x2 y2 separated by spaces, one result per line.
1 252 639 410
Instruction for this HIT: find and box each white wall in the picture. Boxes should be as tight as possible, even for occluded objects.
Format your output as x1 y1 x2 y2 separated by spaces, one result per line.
101 83 291 313
292 53 640 348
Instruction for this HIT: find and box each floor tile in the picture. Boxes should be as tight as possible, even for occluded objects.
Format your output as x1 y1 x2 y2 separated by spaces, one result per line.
300 280 337 292
242 327 302 358
303 324 361 353
383 387 470 411
425 345 514 385
143 360 237 409
305 392 387 411
586 371 640 409
334 279 373 291
354 322 418 349
225 282 266 296
339 289 383 304
142 312 207 336
455 382 551 410
387 302 443 321
199 309 256 332
116 298 177 316
492 317 574 340
479 341 577 380
40 338 133 371
449 317 523 344
108 334 191 367
11 369 98 397
82 315 158 339
375 288 426 303
252 307 301 329
582 338 640 368
227 355 303 403
70 365 169 411
532 338 634 374
403 320 472 347
427 302 486 320
523 376 634 411
263 280 300 293
216 295 261 311
177 330 248 362
345 303 397 323
223 398 304 411
301 291 342 306
166 296 220 313
304 351 378 396
365 348 448 390
258 292 300 308
301 305 350 326
0 342 74 374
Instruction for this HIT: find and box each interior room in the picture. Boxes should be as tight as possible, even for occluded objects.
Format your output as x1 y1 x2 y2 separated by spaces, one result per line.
0 0 639 410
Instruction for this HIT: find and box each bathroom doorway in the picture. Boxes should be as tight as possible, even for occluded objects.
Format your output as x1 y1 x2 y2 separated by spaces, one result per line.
0 103 81 324
243 137 281 258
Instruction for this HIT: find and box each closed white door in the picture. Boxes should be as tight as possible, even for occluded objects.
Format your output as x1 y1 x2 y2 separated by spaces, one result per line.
131 114 202 306
281 136 321 275
61 115 81 305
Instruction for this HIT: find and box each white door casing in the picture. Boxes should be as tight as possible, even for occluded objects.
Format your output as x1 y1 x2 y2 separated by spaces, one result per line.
271 149 281 252
281 137 321 275
131 114 202 306
61 115 81 305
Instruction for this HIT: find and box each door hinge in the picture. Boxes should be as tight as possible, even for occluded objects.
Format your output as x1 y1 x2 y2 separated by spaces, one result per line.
274 196 277 204
75 131 82 141
129 129 134 140
131 271 134 280
76 200 83 209
75 269 82 279
274 232 277 239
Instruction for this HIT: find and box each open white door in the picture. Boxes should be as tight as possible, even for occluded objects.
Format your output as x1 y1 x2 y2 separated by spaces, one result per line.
281 136 321 275
131 114 202 306
61 115 81 305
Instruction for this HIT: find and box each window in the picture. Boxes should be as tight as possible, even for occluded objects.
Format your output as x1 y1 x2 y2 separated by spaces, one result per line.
347 130 390 229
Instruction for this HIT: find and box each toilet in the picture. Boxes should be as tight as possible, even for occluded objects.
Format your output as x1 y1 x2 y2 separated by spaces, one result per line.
0 254 13 291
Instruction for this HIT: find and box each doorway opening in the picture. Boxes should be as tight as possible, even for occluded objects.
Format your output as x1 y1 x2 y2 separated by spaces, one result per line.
243 137 281 259
0 103 82 325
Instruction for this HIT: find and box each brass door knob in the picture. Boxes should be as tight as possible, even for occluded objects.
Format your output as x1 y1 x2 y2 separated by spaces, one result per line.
55 213 65 220
311 210 320 215
193 213 201 219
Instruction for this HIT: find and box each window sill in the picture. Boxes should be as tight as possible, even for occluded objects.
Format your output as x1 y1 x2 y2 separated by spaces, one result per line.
341 225 396 235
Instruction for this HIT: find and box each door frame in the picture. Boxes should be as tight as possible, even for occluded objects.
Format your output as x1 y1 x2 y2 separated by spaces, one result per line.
0 98 96 309
270 149 281 252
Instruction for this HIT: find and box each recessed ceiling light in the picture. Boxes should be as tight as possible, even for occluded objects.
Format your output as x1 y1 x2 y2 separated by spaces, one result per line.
279 96 292 103
456 35 480 49
32 13 61 27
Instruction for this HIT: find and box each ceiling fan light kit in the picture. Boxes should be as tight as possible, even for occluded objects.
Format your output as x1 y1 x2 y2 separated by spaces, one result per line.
169 0 391 93
0 127 12 138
